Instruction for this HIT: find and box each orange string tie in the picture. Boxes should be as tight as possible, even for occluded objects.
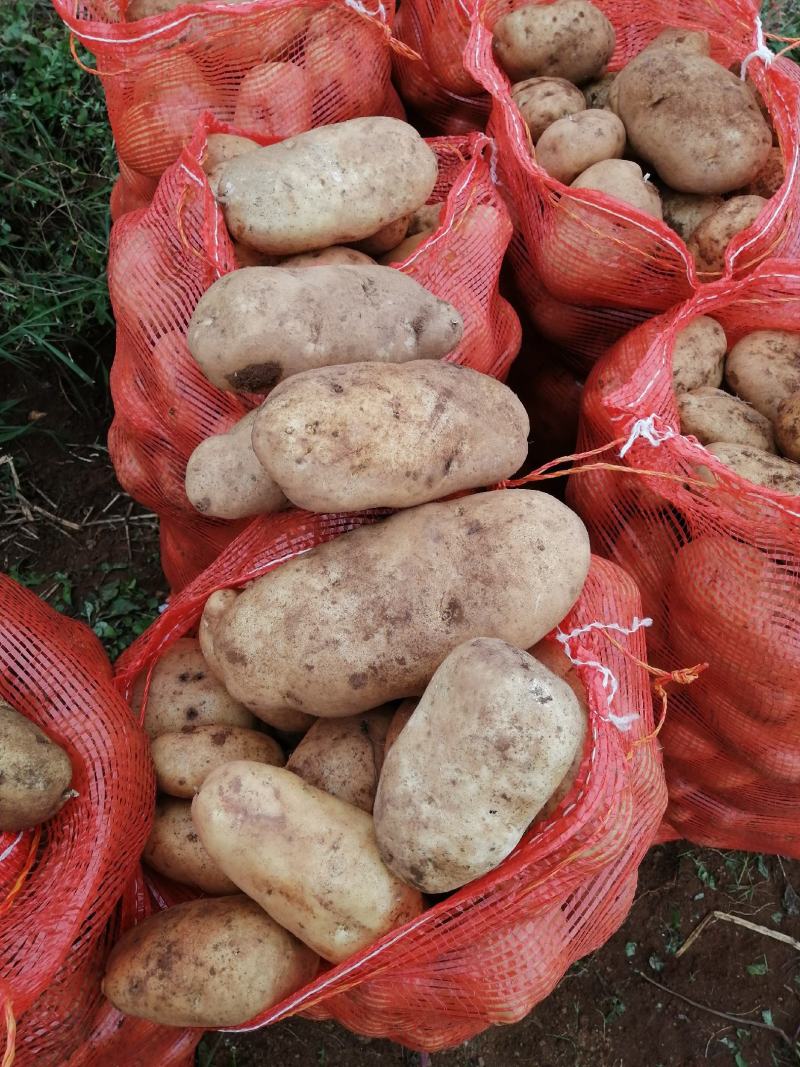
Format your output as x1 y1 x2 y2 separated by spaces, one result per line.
175 185 214 268
0 826 41 919
1 994 15 1067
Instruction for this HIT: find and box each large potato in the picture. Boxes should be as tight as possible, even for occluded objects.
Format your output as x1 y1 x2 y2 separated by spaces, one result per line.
661 190 724 242
535 109 626 184
102 895 318 1026
193 762 423 962
775 391 800 462
187 266 464 393
687 195 767 274
610 51 772 194
251 361 529 512
0 701 73 831
286 707 393 812
199 490 590 719
233 62 312 139
511 77 587 142
215 118 438 255
374 639 584 892
671 316 726 393
151 724 285 799
724 330 800 420
677 387 775 452
493 1 615 85
202 133 259 176
143 797 239 894
185 410 287 520
699 442 800 495
571 159 663 219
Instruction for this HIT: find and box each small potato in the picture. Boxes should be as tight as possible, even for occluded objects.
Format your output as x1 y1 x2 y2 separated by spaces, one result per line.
233 62 312 139
571 159 663 219
671 316 726 393
493 1 616 85
583 72 617 109
151 724 285 798
511 77 587 142
740 146 785 199
724 330 800 420
379 231 429 265
698 442 800 495
374 639 584 892
117 82 221 179
280 247 375 268
251 360 529 512
0 701 73 831
286 707 393 812
193 762 424 962
535 109 626 184
188 266 464 393
687 195 767 274
202 134 260 177
102 895 318 1027
185 410 287 520
352 216 410 256
232 241 279 268
640 27 710 57
677 387 776 452
775 391 800 461
661 190 724 242
407 203 445 237
384 700 417 754
143 797 239 895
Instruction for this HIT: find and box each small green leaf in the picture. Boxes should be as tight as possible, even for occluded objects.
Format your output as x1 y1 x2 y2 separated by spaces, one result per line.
761 1008 773 1026
771 911 783 925
734 1051 748 1067
649 954 665 973
625 941 637 958
746 959 767 977
756 854 769 879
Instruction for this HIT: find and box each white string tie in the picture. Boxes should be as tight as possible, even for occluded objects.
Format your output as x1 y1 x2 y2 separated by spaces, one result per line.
619 414 676 458
741 15 775 81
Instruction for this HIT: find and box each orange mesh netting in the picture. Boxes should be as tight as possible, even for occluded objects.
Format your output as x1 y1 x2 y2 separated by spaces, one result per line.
568 259 800 856
106 116 521 592
115 507 667 1051
53 0 404 217
464 0 800 367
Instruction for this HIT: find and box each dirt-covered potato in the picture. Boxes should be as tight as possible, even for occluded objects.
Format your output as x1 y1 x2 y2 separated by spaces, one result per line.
640 27 710 57
535 109 626 184
374 639 585 892
0 700 73 831
511 77 587 142
609 51 772 194
143 796 239 894
280 247 375 268
251 361 529 512
407 203 445 236
286 707 392 812
193 762 424 962
775 391 800 462
199 490 590 719
671 316 727 393
215 117 438 255
583 72 616 109
151 724 285 799
661 190 724 242
385 700 417 754
571 159 663 219
687 195 767 274
187 266 464 393
133 637 257 739
352 216 410 256
740 147 785 199
185 410 287 520
677 387 776 451
102 895 319 1026
724 330 800 421
202 134 259 176
493 1 615 85
699 442 800 494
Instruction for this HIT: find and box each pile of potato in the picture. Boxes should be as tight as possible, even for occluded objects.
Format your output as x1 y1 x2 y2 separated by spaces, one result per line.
0 700 74 832
495 0 780 273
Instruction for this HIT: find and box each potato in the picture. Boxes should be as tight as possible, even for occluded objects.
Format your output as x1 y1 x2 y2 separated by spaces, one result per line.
609 51 772 195
677 387 775 451
286 707 392 812
724 330 800 420
671 316 726 393
0 701 73 831
511 77 587 142
352 216 410 256
740 146 784 199
199 490 590 719
661 190 724 242
193 762 423 962
640 27 710 57
535 109 626 184
102 895 318 1027
374 639 584 892
233 62 312 139
152 724 285 799
687 195 767 274
215 118 438 255
251 361 529 512
280 247 375 268
425 5 481 95
379 232 429 265
185 410 287 520
117 82 222 179
132 637 256 738
143 797 239 894
188 266 464 393
232 241 279 268
571 159 663 219
583 72 617 109
385 700 417 754
202 134 259 177
698 442 800 495
493 1 615 85
303 9 389 120
407 203 445 237
775 391 800 462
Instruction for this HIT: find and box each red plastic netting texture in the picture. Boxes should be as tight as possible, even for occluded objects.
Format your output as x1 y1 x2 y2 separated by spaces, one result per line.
106 116 521 592
115 506 667 1051
53 0 404 217
568 259 800 856
464 0 800 367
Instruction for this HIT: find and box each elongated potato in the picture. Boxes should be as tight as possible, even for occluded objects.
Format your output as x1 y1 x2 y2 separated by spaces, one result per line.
511 77 587 142
199 490 590 719
252 361 529 512
493 1 615 85
280 247 375 268
102 895 318 1026
374 639 584 892
687 195 767 274
571 159 663 219
671 316 726 393
662 191 724 242
698 441 800 494
143 797 239 894
187 266 464 393
677 387 775 452
535 109 626 184
193 762 423 962
216 118 438 255
152 724 285 798
0 701 73 831
202 133 259 176
776 391 800 461
724 330 800 420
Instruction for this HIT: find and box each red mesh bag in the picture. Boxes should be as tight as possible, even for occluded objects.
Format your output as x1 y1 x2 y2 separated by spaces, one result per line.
568 259 800 856
465 0 800 367
53 0 405 217
115 505 667 1051
106 116 521 591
